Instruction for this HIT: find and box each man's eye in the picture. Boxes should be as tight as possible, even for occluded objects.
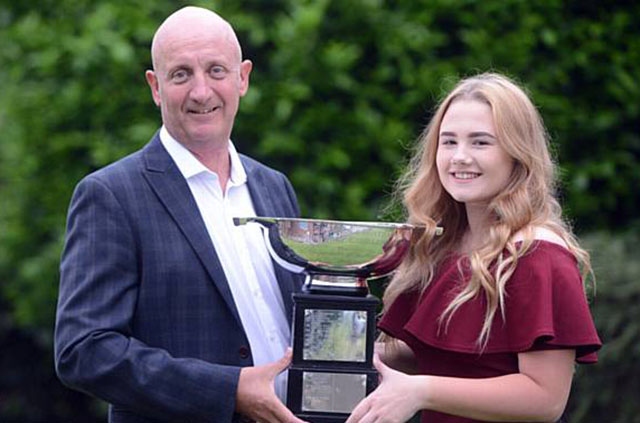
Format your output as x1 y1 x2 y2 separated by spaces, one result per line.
210 66 227 79
171 70 189 83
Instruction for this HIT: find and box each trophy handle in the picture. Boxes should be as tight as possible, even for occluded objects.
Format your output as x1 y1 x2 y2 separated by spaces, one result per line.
233 217 307 274
233 216 277 227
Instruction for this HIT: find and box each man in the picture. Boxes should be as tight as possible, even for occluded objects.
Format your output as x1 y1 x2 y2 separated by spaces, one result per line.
54 6 306 423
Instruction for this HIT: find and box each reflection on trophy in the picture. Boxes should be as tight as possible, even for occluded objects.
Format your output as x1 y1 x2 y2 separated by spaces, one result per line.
234 217 440 423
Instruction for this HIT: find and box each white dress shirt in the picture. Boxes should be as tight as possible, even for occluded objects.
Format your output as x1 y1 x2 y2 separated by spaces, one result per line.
159 127 290 400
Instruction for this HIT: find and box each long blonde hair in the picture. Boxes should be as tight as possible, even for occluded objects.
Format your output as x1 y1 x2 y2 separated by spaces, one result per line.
383 73 592 349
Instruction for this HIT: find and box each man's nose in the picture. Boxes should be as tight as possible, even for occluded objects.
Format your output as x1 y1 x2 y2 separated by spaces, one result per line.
189 72 212 102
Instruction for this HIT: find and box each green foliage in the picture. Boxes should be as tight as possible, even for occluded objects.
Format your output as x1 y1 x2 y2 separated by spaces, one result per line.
0 0 639 421
0 0 163 335
569 229 640 423
225 0 640 229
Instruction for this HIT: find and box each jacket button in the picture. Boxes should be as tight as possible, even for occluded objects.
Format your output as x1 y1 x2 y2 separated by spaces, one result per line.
238 345 250 359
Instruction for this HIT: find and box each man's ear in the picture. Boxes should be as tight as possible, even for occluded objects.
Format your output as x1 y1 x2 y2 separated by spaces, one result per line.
145 70 161 106
238 60 253 97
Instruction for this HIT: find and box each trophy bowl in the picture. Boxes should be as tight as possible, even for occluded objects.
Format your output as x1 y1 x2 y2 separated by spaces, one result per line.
233 217 437 296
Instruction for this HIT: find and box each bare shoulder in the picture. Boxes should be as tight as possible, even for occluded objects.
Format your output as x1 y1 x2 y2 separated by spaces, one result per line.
534 227 568 248
512 226 568 249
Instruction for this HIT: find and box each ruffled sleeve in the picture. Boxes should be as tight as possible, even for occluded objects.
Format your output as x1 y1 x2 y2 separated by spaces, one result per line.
379 241 602 363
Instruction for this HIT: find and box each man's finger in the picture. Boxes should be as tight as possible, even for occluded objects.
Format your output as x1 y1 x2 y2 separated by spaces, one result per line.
270 347 293 374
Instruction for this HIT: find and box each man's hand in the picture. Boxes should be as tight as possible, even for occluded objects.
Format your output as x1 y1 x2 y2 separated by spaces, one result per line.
235 348 308 423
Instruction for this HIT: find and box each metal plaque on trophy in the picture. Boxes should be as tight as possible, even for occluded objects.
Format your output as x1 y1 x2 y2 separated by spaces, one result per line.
233 217 440 423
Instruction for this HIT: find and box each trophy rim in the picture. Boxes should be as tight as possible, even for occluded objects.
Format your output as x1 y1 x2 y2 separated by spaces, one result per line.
234 216 422 231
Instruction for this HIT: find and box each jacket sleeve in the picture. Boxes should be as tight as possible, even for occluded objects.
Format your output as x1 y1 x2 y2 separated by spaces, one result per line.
54 174 239 422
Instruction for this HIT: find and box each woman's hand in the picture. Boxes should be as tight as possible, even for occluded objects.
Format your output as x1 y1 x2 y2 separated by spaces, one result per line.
346 354 422 423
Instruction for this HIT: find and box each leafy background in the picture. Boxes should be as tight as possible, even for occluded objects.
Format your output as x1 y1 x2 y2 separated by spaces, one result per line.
1 0 639 421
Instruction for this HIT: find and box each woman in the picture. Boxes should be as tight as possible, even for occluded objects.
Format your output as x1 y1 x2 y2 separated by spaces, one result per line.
347 73 601 423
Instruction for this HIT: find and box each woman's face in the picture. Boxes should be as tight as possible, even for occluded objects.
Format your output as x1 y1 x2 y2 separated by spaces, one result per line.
436 99 515 209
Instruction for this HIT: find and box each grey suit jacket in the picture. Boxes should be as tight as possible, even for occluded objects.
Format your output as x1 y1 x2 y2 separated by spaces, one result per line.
54 134 302 422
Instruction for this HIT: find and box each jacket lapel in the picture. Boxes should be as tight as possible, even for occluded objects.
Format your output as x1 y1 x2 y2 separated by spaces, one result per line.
140 135 242 326
243 158 271 217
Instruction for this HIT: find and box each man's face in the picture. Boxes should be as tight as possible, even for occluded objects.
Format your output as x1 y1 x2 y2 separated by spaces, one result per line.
145 21 251 148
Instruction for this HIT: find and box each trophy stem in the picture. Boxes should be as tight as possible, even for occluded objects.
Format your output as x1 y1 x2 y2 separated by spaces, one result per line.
303 274 369 297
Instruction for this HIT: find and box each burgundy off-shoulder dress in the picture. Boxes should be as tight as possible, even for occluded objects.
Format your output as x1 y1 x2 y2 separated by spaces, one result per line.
378 241 602 423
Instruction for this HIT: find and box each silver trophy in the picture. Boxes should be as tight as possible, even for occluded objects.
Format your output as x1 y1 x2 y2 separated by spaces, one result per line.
233 217 438 423
233 217 437 295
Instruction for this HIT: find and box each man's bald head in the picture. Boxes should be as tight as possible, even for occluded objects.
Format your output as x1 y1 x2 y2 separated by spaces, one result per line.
150 6 243 72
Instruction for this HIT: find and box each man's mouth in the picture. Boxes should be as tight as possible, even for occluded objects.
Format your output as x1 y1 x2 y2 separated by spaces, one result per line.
191 106 218 114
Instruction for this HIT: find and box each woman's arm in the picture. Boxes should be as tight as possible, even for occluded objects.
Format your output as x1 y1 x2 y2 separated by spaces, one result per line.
348 348 575 423
375 338 418 374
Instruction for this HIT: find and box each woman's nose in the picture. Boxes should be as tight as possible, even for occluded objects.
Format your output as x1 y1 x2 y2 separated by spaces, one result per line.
451 146 471 164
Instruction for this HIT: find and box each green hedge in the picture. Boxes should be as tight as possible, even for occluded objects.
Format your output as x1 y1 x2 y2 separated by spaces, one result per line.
568 228 640 423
